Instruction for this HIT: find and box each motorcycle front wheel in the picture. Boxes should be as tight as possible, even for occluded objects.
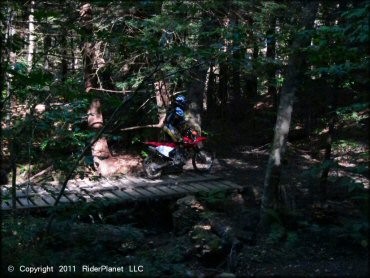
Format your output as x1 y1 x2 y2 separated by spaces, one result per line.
143 156 163 179
192 149 214 172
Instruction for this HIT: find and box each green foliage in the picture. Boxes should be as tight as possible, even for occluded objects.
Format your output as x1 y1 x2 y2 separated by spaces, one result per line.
266 223 286 244
198 189 227 207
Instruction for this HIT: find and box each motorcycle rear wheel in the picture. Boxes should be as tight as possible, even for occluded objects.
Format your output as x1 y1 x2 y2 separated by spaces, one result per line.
143 156 163 179
192 149 214 172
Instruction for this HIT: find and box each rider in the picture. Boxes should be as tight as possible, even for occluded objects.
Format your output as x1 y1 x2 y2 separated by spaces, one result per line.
163 95 189 165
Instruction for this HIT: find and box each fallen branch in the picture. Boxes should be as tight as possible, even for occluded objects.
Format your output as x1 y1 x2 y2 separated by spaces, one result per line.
26 165 53 182
120 121 164 132
88 87 135 94
136 90 186 112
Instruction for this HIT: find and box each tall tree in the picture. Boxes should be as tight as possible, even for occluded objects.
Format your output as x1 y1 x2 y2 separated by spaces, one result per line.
27 0 35 71
244 15 259 101
260 1 319 227
80 3 114 175
266 17 277 108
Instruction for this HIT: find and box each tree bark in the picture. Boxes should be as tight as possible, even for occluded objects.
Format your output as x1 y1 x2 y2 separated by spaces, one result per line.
319 87 338 202
230 13 243 119
61 27 68 81
43 33 51 71
188 65 207 132
244 17 258 101
187 8 211 132
218 62 228 118
260 1 319 227
154 80 170 126
80 3 114 176
266 17 277 109
27 0 35 71
206 64 216 113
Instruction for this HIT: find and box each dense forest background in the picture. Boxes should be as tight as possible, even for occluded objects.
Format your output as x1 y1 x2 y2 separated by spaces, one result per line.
1 0 369 277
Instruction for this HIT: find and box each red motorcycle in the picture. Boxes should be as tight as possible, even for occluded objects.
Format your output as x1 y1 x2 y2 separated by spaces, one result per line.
143 129 214 178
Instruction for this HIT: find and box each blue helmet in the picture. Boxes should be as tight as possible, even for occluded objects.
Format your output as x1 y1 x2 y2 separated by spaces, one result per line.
175 95 187 108
175 107 185 117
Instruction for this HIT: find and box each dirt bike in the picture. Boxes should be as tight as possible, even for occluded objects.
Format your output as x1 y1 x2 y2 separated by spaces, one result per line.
142 129 214 178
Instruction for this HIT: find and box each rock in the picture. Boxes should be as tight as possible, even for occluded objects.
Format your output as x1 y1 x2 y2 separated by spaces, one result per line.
172 196 204 235
35 104 46 114
105 209 135 224
93 154 143 177
190 225 225 266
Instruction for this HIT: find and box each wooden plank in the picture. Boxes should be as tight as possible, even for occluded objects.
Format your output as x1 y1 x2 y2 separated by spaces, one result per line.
179 176 223 184
216 180 242 189
104 178 127 190
119 189 139 200
101 178 119 189
99 191 121 201
82 189 105 201
40 194 56 206
152 185 182 196
110 190 132 201
187 182 211 192
64 193 80 203
29 196 49 207
75 179 95 190
50 194 71 204
184 171 203 178
122 188 145 199
66 180 84 192
79 194 94 203
153 185 184 195
143 186 170 196
16 189 28 198
30 186 55 207
39 182 62 194
198 181 229 191
121 175 220 189
125 176 143 184
131 187 155 198
16 197 35 208
98 179 115 189
1 200 12 210
170 182 197 193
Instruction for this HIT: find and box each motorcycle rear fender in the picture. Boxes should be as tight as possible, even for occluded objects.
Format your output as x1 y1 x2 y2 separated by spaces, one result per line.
195 136 207 143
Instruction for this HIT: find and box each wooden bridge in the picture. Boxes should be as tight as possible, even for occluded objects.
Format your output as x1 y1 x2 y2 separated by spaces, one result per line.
1 171 242 210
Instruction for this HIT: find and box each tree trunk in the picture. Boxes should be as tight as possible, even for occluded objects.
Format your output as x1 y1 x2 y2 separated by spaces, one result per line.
218 62 228 119
266 17 277 109
244 17 258 101
206 65 216 113
154 80 170 125
186 8 213 132
80 3 115 176
260 1 319 227
230 13 243 119
43 33 51 71
61 27 68 82
188 65 207 132
319 88 338 202
27 0 35 71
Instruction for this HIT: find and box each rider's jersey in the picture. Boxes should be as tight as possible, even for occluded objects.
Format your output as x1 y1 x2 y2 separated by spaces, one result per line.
163 106 188 142
165 106 186 131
